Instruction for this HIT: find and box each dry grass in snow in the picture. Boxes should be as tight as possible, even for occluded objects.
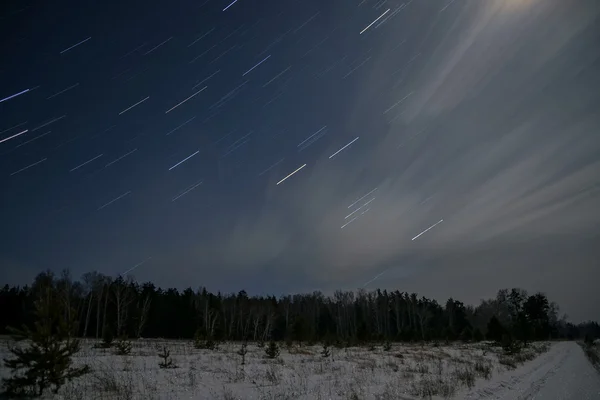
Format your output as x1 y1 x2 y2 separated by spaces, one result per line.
0 338 552 400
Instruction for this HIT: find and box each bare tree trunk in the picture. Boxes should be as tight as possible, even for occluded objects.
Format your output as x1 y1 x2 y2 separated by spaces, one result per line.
96 283 104 339
253 314 261 341
102 282 110 335
113 280 133 337
136 295 151 338
262 313 273 341
417 306 430 341
83 291 93 338
243 313 252 340
207 310 218 339
204 302 209 335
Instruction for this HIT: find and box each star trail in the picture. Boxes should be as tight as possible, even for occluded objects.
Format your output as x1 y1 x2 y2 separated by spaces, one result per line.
1 0 599 322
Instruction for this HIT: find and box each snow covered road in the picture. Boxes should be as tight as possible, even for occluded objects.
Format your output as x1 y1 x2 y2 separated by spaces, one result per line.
459 342 600 400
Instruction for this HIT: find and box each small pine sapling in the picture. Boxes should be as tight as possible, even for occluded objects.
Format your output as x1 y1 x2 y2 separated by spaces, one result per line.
193 329 217 350
237 342 248 366
501 333 519 354
320 343 331 358
383 340 392 351
96 327 114 349
2 283 90 397
265 341 280 359
115 336 132 355
204 338 217 350
473 328 484 342
158 345 176 369
193 329 203 349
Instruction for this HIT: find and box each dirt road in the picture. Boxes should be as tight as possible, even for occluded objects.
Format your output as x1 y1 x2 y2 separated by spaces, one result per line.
459 342 600 399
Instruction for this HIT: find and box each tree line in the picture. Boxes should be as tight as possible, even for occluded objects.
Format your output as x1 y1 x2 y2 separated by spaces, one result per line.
1 269 598 345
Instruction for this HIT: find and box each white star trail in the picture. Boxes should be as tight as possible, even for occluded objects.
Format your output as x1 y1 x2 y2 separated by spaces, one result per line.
166 116 197 135
263 66 291 87
221 130 253 157
341 216 359 229
172 180 204 202
119 96 150 115
242 55 271 76
348 187 378 209
97 191 132 211
14 131 50 148
209 81 248 110
221 139 250 158
0 129 28 144
276 164 307 185
383 92 414 114
0 89 29 104
375 4 406 29
165 87 207 114
329 137 359 159
187 28 215 47
258 158 285 176
119 42 147 59
222 0 238 11
363 270 388 288
189 44 218 64
0 121 28 135
144 37 173 55
298 127 328 152
10 158 47 176
192 70 220 90
440 0 456 12
105 148 138 168
31 115 66 132
412 219 444 241
169 150 200 171
345 197 375 219
298 126 327 148
70 154 103 172
46 83 79 100
342 56 372 79
121 257 152 276
59 37 91 54
293 12 320 34
360 9 390 34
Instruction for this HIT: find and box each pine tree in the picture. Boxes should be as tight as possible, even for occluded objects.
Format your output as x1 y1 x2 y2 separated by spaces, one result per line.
265 341 280 359
94 325 113 349
320 343 331 358
486 316 505 343
193 328 216 350
115 336 132 355
2 281 90 397
237 342 248 366
501 333 519 354
158 345 175 369
459 327 473 342
472 328 484 342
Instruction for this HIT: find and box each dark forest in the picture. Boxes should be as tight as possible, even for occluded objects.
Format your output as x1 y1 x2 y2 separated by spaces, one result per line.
1 270 598 344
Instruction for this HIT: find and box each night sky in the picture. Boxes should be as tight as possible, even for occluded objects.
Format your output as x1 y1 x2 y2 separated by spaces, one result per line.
1 0 599 322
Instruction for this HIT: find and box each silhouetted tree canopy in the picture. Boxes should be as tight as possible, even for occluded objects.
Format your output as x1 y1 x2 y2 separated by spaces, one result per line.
0 270 596 344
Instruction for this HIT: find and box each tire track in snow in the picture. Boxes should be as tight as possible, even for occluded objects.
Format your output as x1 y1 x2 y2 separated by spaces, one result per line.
463 343 568 399
516 346 571 399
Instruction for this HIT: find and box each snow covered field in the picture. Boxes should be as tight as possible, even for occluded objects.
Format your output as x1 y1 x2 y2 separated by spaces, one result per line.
1 339 599 399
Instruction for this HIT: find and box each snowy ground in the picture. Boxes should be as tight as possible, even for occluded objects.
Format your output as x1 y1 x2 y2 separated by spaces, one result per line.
456 341 600 400
1 338 598 399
